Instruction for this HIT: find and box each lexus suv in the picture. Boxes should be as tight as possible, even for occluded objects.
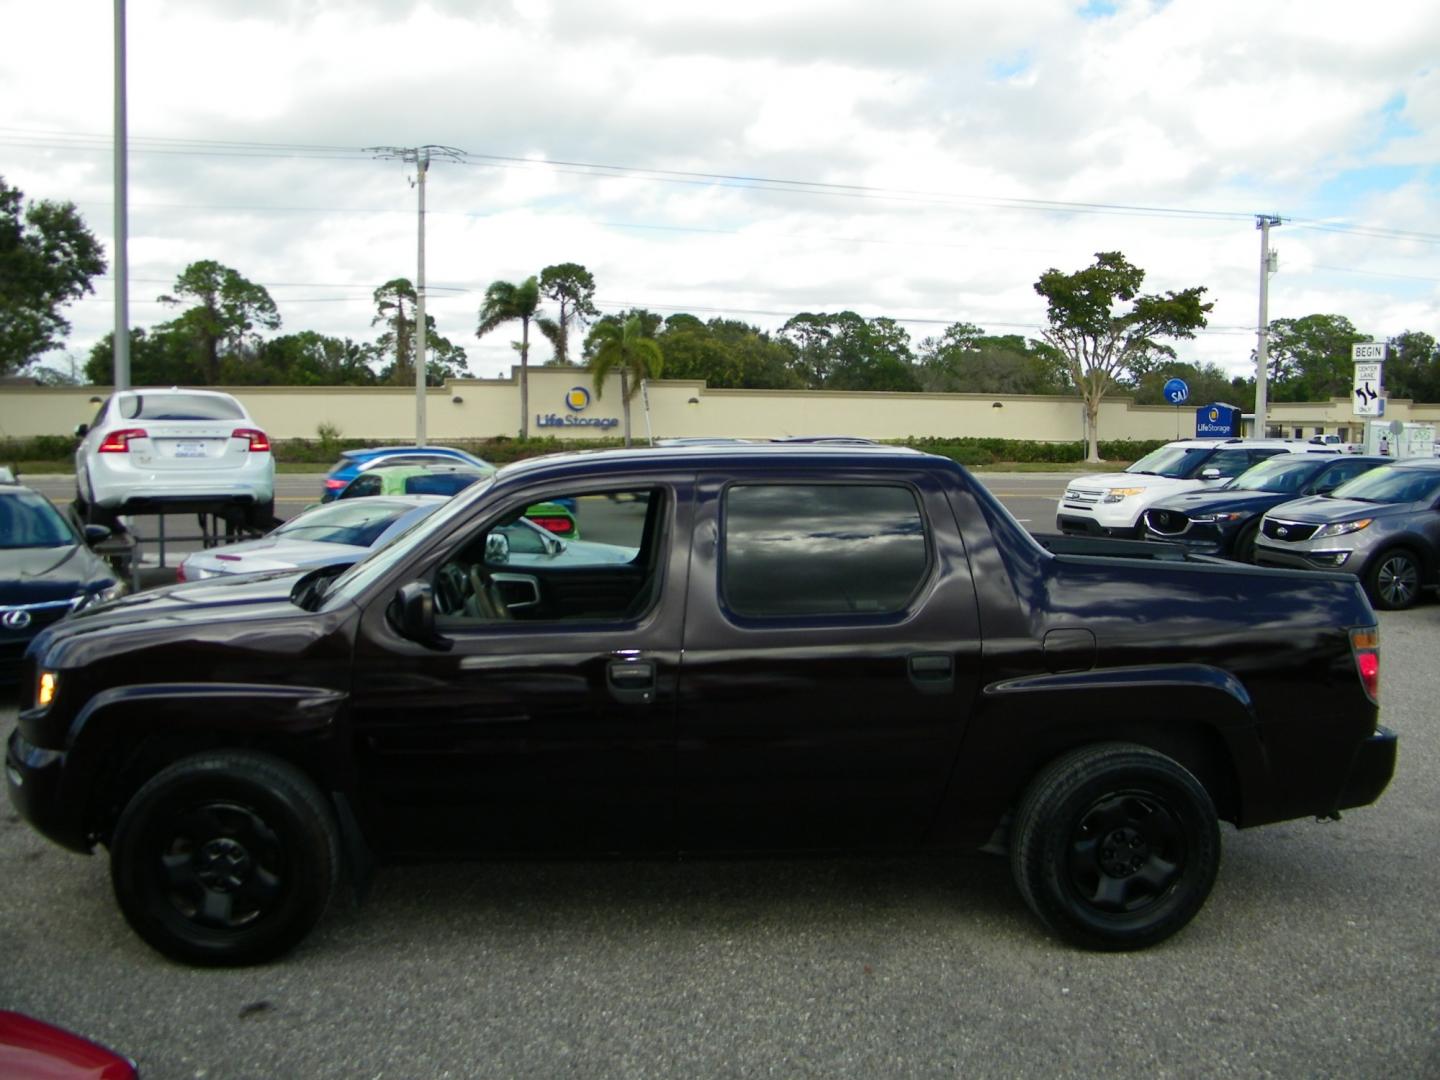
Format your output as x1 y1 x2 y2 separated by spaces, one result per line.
75 389 275 530
1254 457 1440 609
1057 438 1338 538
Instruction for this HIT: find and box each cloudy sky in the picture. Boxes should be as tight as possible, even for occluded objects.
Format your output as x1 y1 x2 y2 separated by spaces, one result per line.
3 0 1437 383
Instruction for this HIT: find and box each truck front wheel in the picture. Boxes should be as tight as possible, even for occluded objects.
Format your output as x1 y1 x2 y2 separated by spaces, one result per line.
109 750 340 966
1010 743 1220 951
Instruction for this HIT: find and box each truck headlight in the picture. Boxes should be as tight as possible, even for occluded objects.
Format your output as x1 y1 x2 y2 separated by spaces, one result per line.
1103 487 1146 503
37 670 57 709
1313 518 1372 539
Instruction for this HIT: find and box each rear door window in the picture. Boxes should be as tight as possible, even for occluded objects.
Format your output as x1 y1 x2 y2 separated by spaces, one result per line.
720 484 930 618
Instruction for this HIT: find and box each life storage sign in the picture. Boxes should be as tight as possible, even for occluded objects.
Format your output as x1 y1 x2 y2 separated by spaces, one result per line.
1195 403 1240 437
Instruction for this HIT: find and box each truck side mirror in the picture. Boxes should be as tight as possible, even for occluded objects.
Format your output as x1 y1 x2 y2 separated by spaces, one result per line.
485 532 510 565
390 582 452 651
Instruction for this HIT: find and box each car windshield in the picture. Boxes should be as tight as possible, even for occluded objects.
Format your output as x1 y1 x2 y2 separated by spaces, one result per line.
317 477 495 606
1228 456 1321 494
0 491 78 549
1125 446 1215 478
1330 466 1440 505
274 500 432 548
117 392 245 421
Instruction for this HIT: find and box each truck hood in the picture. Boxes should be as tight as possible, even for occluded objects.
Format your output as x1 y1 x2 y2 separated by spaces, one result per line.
57 569 308 637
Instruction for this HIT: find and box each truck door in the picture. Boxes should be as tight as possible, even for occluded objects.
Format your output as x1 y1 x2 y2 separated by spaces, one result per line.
348 478 692 857
675 470 983 852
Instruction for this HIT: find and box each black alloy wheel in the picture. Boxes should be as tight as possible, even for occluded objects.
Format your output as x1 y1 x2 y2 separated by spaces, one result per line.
110 750 340 966
1366 549 1422 611
1011 743 1220 951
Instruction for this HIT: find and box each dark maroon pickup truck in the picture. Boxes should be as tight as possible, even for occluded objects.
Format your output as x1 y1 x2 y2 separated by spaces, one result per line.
7 444 1395 965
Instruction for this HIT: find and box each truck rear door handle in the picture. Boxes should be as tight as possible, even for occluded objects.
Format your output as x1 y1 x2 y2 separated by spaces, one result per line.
908 653 954 695
607 660 656 705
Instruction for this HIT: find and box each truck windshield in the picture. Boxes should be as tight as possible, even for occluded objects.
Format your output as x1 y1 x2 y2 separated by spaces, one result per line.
315 478 494 607
1126 446 1214 478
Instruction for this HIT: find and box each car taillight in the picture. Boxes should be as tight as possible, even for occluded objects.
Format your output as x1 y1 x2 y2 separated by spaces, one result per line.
98 428 147 452
1350 626 1379 705
529 516 574 536
232 428 271 452
324 477 348 490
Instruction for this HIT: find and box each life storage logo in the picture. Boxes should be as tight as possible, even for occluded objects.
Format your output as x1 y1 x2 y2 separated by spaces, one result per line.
537 386 619 429
565 386 591 412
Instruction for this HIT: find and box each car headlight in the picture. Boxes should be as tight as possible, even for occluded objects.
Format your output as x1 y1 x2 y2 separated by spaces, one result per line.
1103 487 1147 503
1313 518 1373 538
1192 512 1246 524
72 582 127 613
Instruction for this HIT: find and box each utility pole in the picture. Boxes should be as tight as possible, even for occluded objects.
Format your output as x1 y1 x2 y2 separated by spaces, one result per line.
113 0 130 390
1254 214 1281 438
365 145 466 446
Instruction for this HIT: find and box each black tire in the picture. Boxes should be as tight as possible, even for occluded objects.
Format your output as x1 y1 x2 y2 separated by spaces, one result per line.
1365 548 1422 611
110 750 340 967
1010 743 1220 951
1231 521 1260 564
245 499 277 532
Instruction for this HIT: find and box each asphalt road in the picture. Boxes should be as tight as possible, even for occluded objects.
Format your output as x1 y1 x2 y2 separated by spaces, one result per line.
3 472 1437 1078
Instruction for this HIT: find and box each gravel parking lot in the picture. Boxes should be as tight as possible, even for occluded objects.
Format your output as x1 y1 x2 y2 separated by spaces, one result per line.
2 475 1437 1078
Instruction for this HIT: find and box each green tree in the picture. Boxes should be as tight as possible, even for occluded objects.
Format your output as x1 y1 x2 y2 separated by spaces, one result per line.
538 262 599 366
1034 251 1212 462
779 311 920 391
1384 330 1440 402
476 276 557 438
917 322 1070 395
159 260 280 384
1130 361 1241 407
251 332 379 386
85 325 202 387
1263 314 1367 402
0 177 106 374
657 315 802 389
371 278 467 388
586 313 664 447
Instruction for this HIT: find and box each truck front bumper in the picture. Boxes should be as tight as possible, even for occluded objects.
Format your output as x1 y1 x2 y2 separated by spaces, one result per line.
6 728 91 854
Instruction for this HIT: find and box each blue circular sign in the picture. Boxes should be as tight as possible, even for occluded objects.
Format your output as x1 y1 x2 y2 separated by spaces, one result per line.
1163 378 1190 405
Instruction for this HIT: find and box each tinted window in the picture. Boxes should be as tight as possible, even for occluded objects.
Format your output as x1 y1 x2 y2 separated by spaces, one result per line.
1206 449 1255 476
722 484 929 617
339 475 383 499
118 393 245 421
0 491 77 549
1230 456 1321 493
404 473 482 497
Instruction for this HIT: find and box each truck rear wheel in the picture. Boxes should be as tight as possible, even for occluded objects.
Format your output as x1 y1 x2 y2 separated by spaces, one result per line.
1010 743 1219 951
110 750 340 966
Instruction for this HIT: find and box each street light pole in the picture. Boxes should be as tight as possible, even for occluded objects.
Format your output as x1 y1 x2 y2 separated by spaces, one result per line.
364 145 466 446
1254 214 1281 438
113 0 130 390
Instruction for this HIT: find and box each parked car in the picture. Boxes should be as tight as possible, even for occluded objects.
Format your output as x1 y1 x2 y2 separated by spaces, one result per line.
321 446 495 502
1057 438 1340 538
336 465 580 538
74 388 275 529
0 479 125 682
1140 454 1388 561
9 444 1393 965
178 495 447 581
1254 457 1440 609
0 1010 137 1079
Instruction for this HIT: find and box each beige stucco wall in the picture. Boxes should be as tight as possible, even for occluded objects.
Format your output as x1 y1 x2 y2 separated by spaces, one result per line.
3 369 1438 445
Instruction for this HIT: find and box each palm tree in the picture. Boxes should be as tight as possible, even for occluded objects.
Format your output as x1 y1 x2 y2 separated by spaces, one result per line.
476 276 556 438
586 314 664 447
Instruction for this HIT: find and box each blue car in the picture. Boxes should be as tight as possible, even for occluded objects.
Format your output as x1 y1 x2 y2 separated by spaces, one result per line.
320 446 495 502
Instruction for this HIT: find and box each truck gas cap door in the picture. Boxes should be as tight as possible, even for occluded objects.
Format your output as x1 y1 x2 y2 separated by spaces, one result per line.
1043 628 1096 673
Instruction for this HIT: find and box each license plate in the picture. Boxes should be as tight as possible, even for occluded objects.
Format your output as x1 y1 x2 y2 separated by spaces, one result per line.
174 442 208 458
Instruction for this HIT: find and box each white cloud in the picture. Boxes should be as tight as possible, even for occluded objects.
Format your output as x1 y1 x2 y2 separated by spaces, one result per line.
1 0 1436 386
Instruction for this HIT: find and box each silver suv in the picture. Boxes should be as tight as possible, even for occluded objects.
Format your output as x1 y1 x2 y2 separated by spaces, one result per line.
1254 458 1440 610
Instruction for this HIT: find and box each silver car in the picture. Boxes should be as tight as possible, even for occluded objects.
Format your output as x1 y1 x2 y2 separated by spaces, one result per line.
1253 458 1440 610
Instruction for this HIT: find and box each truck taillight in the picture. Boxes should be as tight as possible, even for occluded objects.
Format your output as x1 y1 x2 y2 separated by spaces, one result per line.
232 428 271 452
98 428 146 452
1350 626 1379 705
